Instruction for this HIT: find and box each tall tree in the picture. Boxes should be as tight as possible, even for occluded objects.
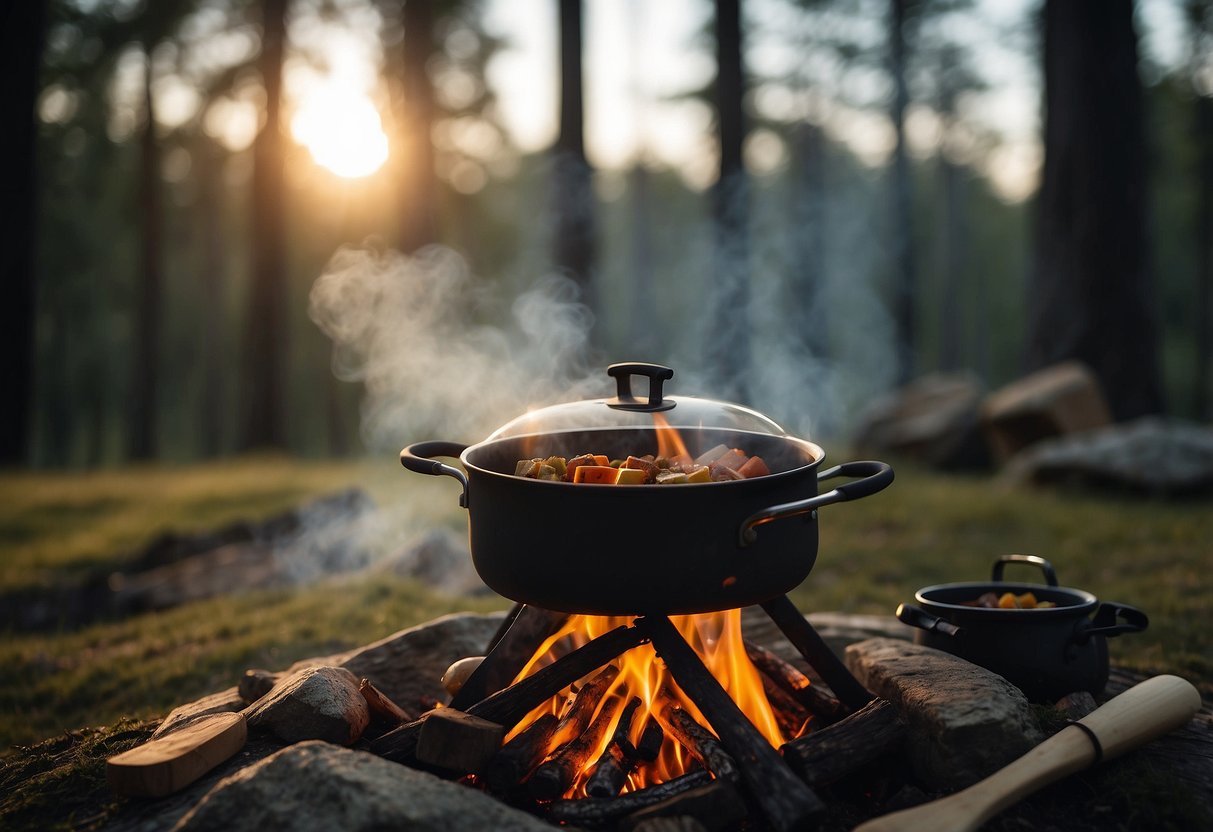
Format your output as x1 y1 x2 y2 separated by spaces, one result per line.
1186 0 1213 420
552 0 596 306
244 0 290 450
1027 0 1162 419
888 0 916 384
708 0 751 399
129 44 164 460
398 0 438 252
0 2 46 467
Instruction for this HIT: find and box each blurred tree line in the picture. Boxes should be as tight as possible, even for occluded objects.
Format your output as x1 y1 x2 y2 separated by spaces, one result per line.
2 0 1210 468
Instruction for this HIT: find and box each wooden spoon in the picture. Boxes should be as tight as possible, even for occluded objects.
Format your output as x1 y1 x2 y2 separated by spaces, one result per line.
852 674 1202 832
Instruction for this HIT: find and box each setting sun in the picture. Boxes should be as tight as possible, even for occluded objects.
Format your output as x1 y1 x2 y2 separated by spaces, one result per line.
291 86 389 178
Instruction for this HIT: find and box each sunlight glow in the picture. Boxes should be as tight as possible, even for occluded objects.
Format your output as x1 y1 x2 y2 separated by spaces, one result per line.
291 86 389 179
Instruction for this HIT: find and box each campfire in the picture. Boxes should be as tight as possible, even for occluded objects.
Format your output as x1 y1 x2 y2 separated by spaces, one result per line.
368 597 896 831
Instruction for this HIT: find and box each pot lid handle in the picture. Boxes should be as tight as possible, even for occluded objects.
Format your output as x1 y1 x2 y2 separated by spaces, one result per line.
606 362 676 412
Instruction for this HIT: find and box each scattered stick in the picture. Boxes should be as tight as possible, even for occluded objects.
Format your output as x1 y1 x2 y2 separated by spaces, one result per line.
546 770 714 826
745 641 846 727
451 605 570 710
530 693 625 800
639 615 824 832
359 678 412 724
780 698 905 788
760 595 874 713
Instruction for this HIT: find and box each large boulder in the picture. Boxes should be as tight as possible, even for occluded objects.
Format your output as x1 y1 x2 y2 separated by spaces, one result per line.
851 373 990 470
1002 417 1213 495
171 741 555 832
981 361 1113 463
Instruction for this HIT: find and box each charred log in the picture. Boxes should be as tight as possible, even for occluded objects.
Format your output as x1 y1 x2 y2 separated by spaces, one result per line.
745 641 845 728
451 605 570 709
760 596 873 712
529 693 624 800
618 781 748 832
546 770 714 826
780 698 905 788
652 699 738 784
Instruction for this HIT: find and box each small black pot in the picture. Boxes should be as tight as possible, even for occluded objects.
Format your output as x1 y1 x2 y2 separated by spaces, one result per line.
896 555 1148 702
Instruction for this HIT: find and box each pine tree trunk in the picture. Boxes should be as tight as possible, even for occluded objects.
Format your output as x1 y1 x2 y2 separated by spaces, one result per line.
399 0 438 252
1027 0 1162 419
244 0 290 450
709 0 751 400
130 45 163 460
889 0 916 385
553 0 596 307
1193 84 1212 420
0 2 45 467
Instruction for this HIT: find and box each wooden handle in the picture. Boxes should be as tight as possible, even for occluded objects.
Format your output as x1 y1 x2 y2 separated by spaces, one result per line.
852 675 1202 832
107 712 247 797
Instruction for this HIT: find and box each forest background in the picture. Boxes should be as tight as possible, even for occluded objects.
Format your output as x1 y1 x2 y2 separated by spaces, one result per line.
3 0 1210 469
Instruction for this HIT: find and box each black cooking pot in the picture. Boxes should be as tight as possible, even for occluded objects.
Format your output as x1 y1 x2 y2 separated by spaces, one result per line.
400 363 894 616
896 554 1149 702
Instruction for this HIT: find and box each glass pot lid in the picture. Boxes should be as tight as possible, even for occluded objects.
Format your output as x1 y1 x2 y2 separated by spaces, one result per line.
485 362 788 441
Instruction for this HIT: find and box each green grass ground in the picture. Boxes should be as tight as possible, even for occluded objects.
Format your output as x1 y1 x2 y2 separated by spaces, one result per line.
1 455 1209 754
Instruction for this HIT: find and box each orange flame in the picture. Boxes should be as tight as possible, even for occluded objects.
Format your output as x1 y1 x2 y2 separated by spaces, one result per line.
505 609 801 799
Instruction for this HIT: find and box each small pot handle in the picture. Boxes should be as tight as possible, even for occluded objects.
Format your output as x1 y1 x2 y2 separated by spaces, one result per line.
1081 601 1150 641
738 460 894 547
895 603 964 638
400 441 471 508
992 554 1058 587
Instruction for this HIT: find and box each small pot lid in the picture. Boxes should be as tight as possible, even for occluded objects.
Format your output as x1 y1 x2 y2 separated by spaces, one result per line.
485 362 788 440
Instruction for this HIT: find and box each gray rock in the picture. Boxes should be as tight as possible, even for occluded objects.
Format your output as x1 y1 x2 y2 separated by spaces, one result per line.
844 637 1043 791
739 608 912 682
852 373 990 470
171 740 555 832
1002 417 1213 495
153 687 245 740
245 666 369 746
290 611 506 716
981 361 1113 463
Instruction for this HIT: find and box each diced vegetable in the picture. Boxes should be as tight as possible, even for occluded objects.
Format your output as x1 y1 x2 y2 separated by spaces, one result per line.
622 455 660 482
614 467 649 485
694 444 731 466
737 456 770 479
564 453 598 482
685 465 711 484
573 465 619 484
655 470 689 484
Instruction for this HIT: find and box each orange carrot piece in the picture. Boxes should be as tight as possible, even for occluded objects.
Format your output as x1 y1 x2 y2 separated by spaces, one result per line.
573 465 619 484
737 456 770 479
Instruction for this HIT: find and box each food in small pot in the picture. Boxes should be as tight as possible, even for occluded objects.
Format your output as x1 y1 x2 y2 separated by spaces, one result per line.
962 591 1057 609
513 444 771 485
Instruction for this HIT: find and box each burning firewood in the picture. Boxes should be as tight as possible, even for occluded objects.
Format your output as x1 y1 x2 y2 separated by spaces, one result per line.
617 780 748 832
450 605 570 709
529 693 625 800
759 596 874 713
744 641 845 728
585 695 644 798
483 665 619 794
651 698 738 784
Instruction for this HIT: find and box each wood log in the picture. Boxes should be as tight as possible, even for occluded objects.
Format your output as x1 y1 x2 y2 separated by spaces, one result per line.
780 698 905 788
618 781 749 832
760 595 873 712
414 708 506 774
763 680 813 740
745 640 846 727
451 605 570 709
530 693 625 800
370 625 642 766
627 818 708 832
359 677 412 724
635 715 664 761
546 770 714 826
107 712 247 797
639 615 824 832
652 698 738 784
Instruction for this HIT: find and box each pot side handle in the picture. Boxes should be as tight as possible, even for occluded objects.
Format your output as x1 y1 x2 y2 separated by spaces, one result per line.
1082 601 1149 641
738 460 894 547
400 441 471 508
